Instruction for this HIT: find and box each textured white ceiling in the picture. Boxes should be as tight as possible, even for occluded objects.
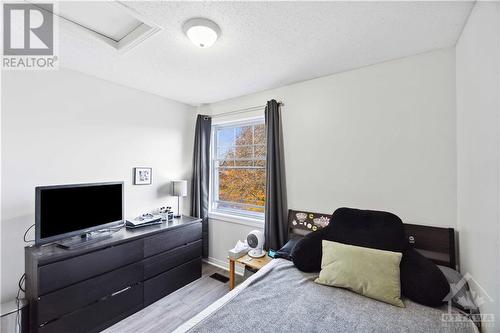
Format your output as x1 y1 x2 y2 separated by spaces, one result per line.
58 1 474 105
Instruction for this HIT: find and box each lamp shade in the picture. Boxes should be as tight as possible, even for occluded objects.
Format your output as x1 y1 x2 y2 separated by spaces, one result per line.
172 180 188 197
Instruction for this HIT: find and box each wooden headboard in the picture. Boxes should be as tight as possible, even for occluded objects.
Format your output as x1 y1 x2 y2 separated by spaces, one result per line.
288 209 457 269
404 223 456 268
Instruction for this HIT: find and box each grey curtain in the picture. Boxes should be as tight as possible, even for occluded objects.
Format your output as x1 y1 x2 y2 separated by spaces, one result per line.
191 115 212 258
264 100 288 251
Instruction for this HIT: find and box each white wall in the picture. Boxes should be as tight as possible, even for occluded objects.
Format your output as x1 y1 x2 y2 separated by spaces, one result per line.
201 48 457 269
1 68 196 304
456 2 500 331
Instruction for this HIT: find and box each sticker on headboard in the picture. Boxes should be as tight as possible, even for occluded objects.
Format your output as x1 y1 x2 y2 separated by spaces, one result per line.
288 210 331 232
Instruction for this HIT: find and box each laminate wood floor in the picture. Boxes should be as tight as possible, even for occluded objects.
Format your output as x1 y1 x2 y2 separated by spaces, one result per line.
102 263 242 333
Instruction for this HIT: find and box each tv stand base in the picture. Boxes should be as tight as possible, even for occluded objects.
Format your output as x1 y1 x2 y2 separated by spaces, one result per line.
56 232 113 250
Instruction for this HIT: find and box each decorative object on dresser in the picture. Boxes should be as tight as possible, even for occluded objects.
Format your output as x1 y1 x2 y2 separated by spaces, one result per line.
25 216 202 333
125 213 162 229
172 180 188 218
158 206 174 221
133 167 152 185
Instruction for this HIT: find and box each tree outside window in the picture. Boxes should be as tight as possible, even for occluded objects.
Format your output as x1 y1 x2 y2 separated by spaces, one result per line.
212 120 266 218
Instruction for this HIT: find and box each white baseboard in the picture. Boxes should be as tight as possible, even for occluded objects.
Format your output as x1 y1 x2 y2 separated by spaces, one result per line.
204 257 244 276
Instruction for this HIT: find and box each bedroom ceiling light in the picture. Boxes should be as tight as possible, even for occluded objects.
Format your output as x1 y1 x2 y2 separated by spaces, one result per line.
183 18 220 48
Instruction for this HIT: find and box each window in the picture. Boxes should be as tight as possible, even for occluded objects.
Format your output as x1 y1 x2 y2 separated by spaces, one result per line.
211 119 266 219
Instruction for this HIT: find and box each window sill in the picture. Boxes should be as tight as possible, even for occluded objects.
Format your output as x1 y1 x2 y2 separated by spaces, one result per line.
208 211 264 228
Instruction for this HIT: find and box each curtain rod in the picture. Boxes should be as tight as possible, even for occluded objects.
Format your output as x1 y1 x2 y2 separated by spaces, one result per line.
210 101 284 119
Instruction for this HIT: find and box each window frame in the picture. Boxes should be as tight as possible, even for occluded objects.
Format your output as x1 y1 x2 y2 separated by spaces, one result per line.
209 117 266 223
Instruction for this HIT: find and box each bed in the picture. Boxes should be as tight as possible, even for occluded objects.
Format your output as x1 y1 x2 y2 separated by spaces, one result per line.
174 209 478 333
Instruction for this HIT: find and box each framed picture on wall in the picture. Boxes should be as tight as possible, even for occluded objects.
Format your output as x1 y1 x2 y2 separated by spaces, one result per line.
134 167 152 185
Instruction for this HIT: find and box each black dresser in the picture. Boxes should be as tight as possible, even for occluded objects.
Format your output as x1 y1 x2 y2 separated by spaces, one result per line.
25 216 203 333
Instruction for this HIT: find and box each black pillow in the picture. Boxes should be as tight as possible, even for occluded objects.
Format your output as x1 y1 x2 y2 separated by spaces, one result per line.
327 207 406 252
275 238 300 260
400 247 450 307
291 207 407 272
291 228 328 272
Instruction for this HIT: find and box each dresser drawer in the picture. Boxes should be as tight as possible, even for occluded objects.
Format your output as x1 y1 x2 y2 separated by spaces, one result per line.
144 257 201 306
39 240 143 295
37 261 143 325
38 284 143 333
144 240 202 279
144 223 202 257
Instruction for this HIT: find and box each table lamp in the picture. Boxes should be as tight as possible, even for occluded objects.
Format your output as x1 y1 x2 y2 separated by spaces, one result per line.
172 180 188 218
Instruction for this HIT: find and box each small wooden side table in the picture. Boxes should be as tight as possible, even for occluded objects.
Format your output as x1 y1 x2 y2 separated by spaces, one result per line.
228 252 272 290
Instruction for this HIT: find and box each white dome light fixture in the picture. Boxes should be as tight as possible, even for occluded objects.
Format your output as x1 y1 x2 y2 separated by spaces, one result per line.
183 18 220 48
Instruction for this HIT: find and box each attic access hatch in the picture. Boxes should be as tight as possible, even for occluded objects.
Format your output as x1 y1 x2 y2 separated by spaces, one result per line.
35 1 161 53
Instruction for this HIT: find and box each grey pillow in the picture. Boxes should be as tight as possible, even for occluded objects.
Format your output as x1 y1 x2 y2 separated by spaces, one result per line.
438 265 478 311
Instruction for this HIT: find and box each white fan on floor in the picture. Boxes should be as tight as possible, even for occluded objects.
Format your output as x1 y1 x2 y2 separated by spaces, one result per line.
247 230 265 258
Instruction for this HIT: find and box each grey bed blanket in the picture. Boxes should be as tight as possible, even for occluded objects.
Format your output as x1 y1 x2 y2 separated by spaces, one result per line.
183 259 476 333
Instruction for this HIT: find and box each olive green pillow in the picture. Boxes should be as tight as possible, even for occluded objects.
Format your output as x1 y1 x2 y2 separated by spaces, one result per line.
315 240 404 307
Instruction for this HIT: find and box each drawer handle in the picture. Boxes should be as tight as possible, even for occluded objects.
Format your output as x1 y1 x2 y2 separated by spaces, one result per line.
111 286 131 297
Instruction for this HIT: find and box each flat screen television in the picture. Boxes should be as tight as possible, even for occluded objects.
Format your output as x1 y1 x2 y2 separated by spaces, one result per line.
35 182 124 246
